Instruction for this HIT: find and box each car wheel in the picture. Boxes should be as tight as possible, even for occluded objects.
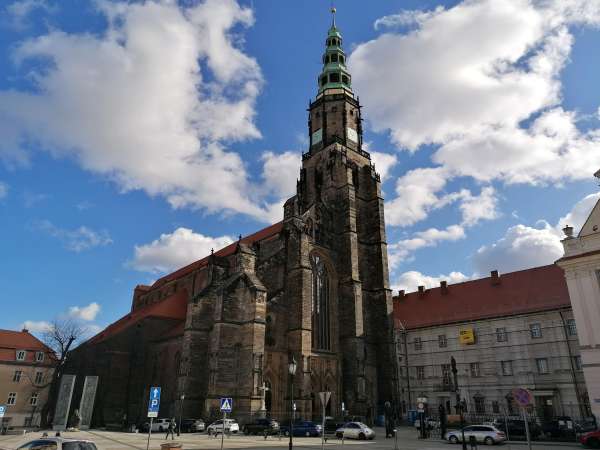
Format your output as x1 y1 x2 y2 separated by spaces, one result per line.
449 435 459 444
305 431 311 437
484 437 495 445
159 426 164 432
208 429 212 436
358 433 366 440
588 438 600 449
335 432 342 439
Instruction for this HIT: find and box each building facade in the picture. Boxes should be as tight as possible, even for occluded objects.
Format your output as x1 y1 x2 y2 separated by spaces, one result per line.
558 170 600 420
66 15 398 428
0 329 55 429
393 265 591 422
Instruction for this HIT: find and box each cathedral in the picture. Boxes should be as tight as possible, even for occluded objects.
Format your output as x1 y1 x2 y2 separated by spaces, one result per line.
67 13 399 427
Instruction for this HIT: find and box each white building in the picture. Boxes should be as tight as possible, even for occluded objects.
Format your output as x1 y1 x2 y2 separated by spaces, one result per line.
557 170 600 420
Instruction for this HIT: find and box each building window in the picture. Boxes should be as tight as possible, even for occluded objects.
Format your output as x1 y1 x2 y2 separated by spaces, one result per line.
536 358 549 374
331 53 338 62
35 352 44 362
474 396 485 414
16 350 26 361
342 75 349 84
311 254 331 350
566 319 577 336
30 393 38 406
7 392 17 405
13 370 22 383
340 55 345 64
320 76 327 87
492 401 500 413
24 417 32 427
470 362 481 378
414 337 422 351
506 395 515 414
496 327 507 342
265 315 275 346
530 323 542 338
501 361 513 376
441 364 451 386
574 355 583 370
438 335 447 348
416 366 425 380
35 371 43 384
329 73 340 83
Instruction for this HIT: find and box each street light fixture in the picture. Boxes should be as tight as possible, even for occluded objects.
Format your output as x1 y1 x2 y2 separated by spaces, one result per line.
177 393 185 437
288 357 297 450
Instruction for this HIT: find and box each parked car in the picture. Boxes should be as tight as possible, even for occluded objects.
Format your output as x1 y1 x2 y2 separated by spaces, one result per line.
242 418 279 435
334 422 375 440
279 420 321 437
18 438 98 450
542 416 576 439
139 418 173 433
180 418 205 433
320 417 344 434
207 419 239 435
445 425 507 445
581 430 600 448
414 417 439 430
492 418 542 439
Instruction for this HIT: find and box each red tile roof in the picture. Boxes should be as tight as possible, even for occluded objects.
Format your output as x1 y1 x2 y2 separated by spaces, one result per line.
0 329 53 363
151 221 283 289
393 264 570 330
88 289 188 344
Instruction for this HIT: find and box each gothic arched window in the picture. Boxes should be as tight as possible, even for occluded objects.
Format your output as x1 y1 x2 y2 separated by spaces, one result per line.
311 254 330 350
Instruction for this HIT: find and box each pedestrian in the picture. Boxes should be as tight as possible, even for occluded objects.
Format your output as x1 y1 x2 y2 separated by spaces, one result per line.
166 418 176 440
439 404 447 440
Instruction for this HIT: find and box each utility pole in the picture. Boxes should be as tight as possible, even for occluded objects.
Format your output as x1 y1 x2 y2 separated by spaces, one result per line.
451 357 467 450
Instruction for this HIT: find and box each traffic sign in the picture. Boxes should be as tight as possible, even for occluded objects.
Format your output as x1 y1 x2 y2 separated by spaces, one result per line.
417 402 425 412
0 405 5 418
147 386 161 418
220 397 232 413
512 388 533 407
319 391 331 407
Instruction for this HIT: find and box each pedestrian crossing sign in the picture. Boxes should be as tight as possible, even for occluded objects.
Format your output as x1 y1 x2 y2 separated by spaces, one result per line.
220 397 232 412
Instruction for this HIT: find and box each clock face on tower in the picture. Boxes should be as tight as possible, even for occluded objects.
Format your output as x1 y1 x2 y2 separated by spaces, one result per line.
312 128 323 144
346 127 358 143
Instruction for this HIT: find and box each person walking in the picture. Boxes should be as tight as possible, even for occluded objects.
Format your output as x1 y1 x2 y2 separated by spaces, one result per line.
166 418 176 440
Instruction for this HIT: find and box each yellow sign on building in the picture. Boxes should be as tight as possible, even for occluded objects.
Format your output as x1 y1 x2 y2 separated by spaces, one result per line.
459 328 475 345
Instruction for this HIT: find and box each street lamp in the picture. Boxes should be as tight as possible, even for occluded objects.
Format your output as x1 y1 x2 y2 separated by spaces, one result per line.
288 357 297 450
451 357 467 450
177 393 185 437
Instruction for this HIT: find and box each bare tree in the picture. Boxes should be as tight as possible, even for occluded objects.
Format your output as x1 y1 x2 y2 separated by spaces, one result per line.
39 319 86 428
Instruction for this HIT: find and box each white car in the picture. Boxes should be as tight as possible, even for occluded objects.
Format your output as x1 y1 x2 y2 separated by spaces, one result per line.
446 425 507 445
18 438 98 450
144 418 174 432
207 419 239 435
335 422 375 440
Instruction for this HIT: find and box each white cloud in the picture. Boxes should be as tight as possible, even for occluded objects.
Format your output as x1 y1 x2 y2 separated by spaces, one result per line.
0 182 8 199
370 151 398 181
21 320 52 333
261 151 301 198
353 0 600 227
0 0 294 221
130 227 234 274
473 192 600 274
67 302 100 321
6 0 55 30
459 186 500 226
33 219 113 252
392 270 470 293
23 191 49 208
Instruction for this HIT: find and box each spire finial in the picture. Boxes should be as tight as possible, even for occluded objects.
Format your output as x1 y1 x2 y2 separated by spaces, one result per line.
330 2 336 27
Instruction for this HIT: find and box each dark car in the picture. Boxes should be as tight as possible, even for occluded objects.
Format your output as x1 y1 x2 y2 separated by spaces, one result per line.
180 418 205 433
542 416 576 439
492 418 542 439
280 420 321 437
242 418 279 435
581 430 600 448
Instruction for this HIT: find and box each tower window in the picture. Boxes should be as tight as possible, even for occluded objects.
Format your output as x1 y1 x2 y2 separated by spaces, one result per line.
331 106 337 113
342 75 349 84
329 73 340 83
340 55 345 64
320 76 327 86
311 254 331 350
331 53 338 62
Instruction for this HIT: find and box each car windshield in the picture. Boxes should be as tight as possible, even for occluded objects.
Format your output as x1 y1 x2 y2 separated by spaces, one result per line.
63 442 98 450
19 441 58 450
356 423 368 428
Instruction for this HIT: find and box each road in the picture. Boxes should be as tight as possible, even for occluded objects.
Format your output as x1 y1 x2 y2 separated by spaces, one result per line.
0 427 584 450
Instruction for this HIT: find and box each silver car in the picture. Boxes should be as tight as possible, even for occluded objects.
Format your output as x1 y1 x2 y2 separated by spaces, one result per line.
335 422 375 440
18 438 98 450
446 425 507 445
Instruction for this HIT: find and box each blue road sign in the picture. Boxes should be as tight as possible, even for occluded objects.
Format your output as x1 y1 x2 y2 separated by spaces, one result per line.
220 397 232 413
0 405 5 418
147 386 161 418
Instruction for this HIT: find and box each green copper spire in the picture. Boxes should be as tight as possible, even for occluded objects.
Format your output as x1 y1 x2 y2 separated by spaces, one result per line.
317 7 352 94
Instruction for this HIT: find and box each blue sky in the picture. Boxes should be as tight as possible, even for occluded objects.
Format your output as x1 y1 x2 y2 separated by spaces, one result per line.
1 0 600 335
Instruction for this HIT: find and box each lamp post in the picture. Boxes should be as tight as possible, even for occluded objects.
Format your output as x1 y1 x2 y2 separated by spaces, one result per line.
288 357 297 450
177 393 185 437
451 357 467 450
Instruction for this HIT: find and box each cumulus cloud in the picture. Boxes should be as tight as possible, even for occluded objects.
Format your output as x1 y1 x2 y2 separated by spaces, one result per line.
21 320 52 333
5 0 55 30
130 227 234 274
473 192 600 274
67 302 100 321
32 219 113 252
392 270 470 293
353 0 600 228
0 0 294 221
370 151 398 181
459 186 500 226
261 151 301 199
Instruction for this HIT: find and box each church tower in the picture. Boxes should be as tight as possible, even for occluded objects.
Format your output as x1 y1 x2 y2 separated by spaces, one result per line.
283 8 398 421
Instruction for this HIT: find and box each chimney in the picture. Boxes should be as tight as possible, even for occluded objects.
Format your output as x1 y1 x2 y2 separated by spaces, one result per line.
491 270 500 285
418 285 425 296
398 290 405 299
21 328 29 333
440 280 448 294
